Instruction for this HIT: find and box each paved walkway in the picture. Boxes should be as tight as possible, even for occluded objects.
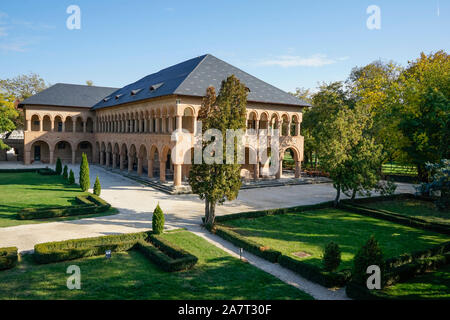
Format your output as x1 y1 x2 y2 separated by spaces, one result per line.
0 162 416 299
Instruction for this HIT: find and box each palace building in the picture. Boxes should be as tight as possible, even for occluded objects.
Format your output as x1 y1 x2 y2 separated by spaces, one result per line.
17 54 309 187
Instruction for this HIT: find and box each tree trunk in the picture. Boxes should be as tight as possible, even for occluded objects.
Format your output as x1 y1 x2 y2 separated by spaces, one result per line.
334 185 341 207
204 198 209 225
206 201 216 228
351 189 357 201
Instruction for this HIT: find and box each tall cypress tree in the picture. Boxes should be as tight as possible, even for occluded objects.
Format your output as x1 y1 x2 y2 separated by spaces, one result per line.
79 153 90 192
55 158 62 175
189 75 247 227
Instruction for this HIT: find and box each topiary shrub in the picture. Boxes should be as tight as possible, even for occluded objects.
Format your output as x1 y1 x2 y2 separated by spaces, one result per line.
68 169 75 185
55 158 62 175
93 176 101 196
352 235 385 286
63 165 68 179
322 241 341 272
79 153 90 192
152 204 165 234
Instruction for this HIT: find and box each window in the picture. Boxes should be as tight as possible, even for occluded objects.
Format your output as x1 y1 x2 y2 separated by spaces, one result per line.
58 122 63 132
57 142 66 150
80 143 89 149
33 121 40 126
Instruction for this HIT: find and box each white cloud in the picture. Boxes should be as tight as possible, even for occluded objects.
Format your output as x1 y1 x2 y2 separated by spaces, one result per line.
0 27 7 37
258 54 349 68
0 40 29 52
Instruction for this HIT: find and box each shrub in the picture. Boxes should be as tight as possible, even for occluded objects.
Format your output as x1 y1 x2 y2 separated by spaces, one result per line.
323 242 341 272
352 236 385 286
55 158 62 175
152 204 165 234
0 247 18 270
68 169 75 184
79 153 90 192
63 165 68 179
93 176 101 196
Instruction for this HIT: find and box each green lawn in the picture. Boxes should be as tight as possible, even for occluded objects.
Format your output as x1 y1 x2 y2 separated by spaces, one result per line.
380 264 450 300
222 208 450 271
0 230 312 300
364 199 449 225
0 172 116 228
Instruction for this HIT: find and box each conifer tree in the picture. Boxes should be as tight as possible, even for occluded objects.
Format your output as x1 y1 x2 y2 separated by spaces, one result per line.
93 176 101 196
63 165 68 179
79 153 90 192
55 158 62 175
68 169 75 184
189 76 247 228
152 204 165 234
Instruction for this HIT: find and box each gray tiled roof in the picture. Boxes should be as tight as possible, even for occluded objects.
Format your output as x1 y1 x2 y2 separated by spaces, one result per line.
92 54 310 110
19 83 118 108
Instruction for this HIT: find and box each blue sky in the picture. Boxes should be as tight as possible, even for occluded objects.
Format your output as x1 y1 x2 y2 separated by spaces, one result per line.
0 0 448 92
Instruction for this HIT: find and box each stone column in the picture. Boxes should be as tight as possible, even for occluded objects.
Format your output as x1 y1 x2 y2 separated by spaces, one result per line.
296 122 301 136
39 119 43 132
147 159 153 178
83 121 87 133
26 119 31 132
51 120 55 132
253 162 260 180
106 152 110 167
100 152 104 166
295 161 301 178
161 116 165 133
120 154 124 170
159 161 166 182
193 117 197 134
128 156 133 172
168 117 173 133
25 150 31 165
149 117 154 133
176 115 182 131
62 122 65 132
112 153 117 169
155 117 159 133
49 151 54 165
287 122 291 136
174 164 182 187
276 158 283 179
144 119 148 133
137 157 143 175
72 150 76 165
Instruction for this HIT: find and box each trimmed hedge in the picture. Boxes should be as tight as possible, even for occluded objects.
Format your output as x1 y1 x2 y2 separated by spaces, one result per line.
339 202 450 235
137 234 198 272
38 168 58 176
0 168 44 173
278 254 351 288
347 253 450 300
0 247 18 271
33 231 199 272
34 232 151 264
17 194 111 220
213 225 281 263
214 201 334 223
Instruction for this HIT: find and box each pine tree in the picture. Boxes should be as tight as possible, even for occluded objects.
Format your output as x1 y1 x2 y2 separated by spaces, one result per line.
93 176 101 196
68 169 75 184
63 165 68 179
352 236 385 286
55 158 62 175
152 204 165 234
189 76 247 228
79 153 90 192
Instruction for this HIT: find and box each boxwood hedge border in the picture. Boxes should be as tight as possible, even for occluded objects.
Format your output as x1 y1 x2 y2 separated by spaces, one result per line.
0 247 18 271
33 230 198 272
211 194 449 288
17 194 111 220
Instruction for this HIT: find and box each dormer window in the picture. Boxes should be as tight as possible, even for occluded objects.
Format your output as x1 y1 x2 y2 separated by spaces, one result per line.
131 89 142 96
150 82 164 91
115 94 123 99
103 97 111 102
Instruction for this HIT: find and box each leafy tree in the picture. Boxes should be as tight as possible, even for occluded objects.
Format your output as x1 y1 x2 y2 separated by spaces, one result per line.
0 92 19 150
63 165 68 179
189 75 247 228
322 242 341 272
86 80 94 86
93 176 101 196
301 82 354 169
152 204 165 234
317 106 383 204
0 73 48 100
1 73 48 129
396 51 450 181
55 158 62 175
347 60 408 163
79 153 90 192
352 236 384 286
68 169 75 184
